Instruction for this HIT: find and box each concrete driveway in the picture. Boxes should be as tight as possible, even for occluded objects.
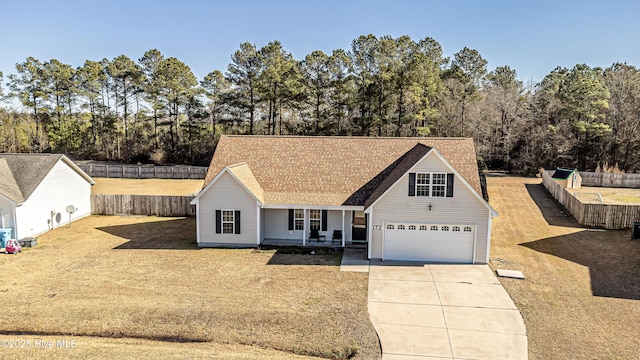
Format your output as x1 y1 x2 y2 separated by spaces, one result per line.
368 262 527 360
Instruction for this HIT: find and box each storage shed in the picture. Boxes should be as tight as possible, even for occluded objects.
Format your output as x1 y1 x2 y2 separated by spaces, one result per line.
551 168 582 189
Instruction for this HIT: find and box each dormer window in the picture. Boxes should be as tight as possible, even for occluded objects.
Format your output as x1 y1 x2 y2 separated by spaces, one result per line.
409 172 454 197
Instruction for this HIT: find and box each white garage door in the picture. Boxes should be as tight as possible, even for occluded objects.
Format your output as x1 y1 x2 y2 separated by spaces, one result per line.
383 223 475 263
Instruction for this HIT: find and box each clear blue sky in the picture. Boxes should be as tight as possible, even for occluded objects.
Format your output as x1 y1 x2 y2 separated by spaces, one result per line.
1 0 639 86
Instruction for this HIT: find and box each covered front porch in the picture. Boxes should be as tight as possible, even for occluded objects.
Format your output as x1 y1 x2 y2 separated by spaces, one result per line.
258 206 368 247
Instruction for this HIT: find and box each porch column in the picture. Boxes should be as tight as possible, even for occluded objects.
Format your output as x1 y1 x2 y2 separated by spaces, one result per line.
341 209 345 247
302 208 306 246
256 203 260 245
367 208 373 259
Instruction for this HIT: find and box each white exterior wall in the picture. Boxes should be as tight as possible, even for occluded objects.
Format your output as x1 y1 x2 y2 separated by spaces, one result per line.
369 154 491 264
15 159 92 239
264 209 298 240
197 172 257 246
263 209 351 241
0 196 16 234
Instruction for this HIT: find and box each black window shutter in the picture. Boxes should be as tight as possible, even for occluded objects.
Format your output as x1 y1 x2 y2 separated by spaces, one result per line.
408 173 416 196
288 209 294 230
234 210 241 234
321 210 328 231
215 210 221 234
446 173 454 197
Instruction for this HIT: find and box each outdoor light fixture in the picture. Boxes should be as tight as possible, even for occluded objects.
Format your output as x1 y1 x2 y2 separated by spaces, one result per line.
428 205 432 211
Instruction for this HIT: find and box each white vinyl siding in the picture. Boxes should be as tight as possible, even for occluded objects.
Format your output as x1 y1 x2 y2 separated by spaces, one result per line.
15 159 92 239
370 153 490 264
198 171 257 246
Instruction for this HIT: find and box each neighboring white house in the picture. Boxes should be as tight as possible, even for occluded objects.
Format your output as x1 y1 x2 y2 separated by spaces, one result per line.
191 135 498 264
0 154 95 240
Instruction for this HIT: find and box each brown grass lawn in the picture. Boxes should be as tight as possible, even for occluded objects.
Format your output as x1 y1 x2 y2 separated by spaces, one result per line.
488 176 640 359
573 185 640 204
0 216 379 359
91 178 204 195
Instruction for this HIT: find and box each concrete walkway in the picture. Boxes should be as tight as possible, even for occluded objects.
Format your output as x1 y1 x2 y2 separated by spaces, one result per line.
368 262 528 360
340 247 370 272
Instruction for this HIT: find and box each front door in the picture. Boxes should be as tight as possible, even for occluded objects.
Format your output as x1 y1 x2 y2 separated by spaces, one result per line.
351 211 367 242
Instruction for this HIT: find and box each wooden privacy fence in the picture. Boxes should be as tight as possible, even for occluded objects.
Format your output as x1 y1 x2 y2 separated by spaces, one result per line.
77 164 208 179
542 171 640 229
580 172 640 188
92 194 196 217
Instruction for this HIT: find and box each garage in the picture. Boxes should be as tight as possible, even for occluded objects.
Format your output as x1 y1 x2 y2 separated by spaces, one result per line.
383 223 475 263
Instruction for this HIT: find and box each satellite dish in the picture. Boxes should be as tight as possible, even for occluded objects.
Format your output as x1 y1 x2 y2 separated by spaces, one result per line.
65 205 77 228
55 212 62 225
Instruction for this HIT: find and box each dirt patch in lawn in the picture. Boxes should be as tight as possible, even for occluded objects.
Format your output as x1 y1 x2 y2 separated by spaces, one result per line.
91 178 203 195
572 185 640 204
0 216 379 359
488 176 640 359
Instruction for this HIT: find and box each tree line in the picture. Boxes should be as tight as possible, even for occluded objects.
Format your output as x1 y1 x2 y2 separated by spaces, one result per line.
1 34 639 172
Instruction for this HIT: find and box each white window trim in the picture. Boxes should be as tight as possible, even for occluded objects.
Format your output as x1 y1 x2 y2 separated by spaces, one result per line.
416 172 447 197
294 209 304 230
222 209 235 234
309 209 321 230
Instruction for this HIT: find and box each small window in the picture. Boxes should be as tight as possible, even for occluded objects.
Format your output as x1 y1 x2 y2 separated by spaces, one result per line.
309 209 321 230
452 226 460 232
464 226 472 232
419 225 428 230
294 209 304 230
408 225 416 230
430 226 438 231
416 173 430 196
222 210 235 234
441 226 449 231
397 225 406 230
386 224 394 230
431 173 446 197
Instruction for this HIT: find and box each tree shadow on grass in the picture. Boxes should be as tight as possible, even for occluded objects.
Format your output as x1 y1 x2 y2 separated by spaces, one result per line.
521 230 640 300
97 217 198 250
261 247 343 266
525 183 583 228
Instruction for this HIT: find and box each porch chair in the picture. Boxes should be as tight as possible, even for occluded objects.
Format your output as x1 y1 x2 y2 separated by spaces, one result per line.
331 230 342 243
310 228 326 242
